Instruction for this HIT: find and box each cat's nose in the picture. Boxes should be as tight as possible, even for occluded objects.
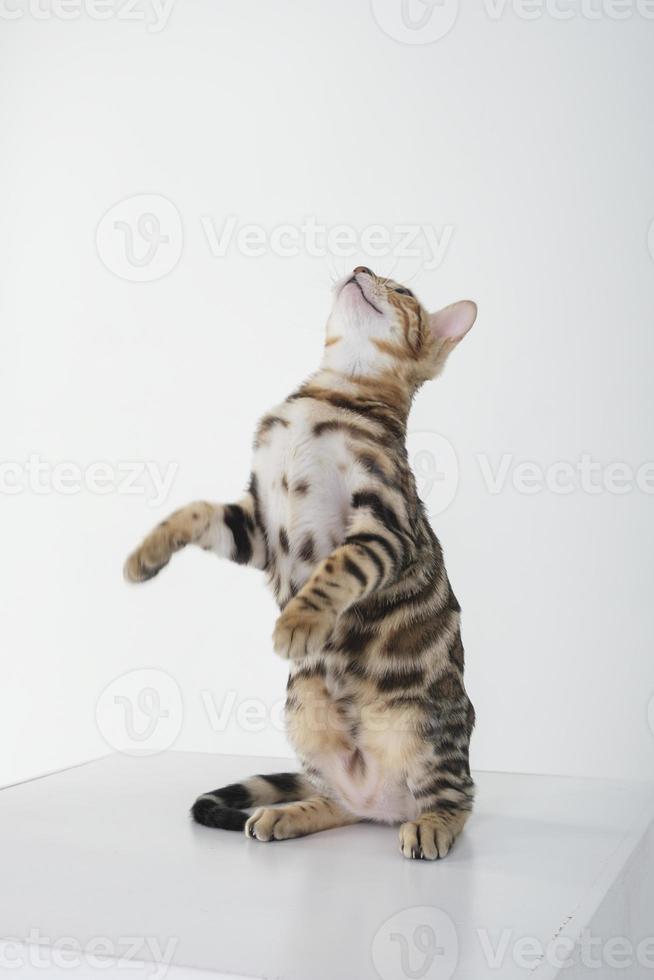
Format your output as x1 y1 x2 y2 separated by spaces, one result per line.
353 266 374 277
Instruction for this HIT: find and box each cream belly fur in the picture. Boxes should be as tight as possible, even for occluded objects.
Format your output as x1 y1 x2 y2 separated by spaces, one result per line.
285 652 424 823
303 745 420 824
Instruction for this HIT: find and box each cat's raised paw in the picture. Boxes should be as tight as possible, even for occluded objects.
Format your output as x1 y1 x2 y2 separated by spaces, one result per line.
124 504 213 583
123 535 174 583
272 597 335 659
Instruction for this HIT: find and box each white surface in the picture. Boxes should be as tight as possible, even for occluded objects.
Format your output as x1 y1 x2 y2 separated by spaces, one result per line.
2 2 654 788
1 752 654 980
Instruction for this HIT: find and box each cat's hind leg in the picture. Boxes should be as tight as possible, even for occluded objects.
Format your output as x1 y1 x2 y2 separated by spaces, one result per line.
245 796 359 842
400 748 474 860
399 809 470 861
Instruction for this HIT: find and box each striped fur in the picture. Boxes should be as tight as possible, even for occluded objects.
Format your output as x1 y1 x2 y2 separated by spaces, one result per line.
125 268 478 860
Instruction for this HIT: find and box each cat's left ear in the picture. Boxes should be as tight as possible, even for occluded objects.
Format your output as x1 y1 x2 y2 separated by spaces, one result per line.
429 300 477 343
424 300 477 378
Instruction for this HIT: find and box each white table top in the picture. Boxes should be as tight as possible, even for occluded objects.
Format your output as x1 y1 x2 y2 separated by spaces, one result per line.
1 752 653 980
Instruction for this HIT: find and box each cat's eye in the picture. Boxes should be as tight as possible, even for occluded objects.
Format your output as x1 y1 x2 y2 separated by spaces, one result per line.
395 287 414 298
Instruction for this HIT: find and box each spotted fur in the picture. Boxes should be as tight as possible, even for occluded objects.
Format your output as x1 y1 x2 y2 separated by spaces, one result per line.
125 267 478 861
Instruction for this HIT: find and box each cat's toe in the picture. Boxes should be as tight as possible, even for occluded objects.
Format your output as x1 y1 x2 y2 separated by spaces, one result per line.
245 807 278 842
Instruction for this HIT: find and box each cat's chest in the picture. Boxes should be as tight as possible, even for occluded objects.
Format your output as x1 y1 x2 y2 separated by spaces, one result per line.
252 401 352 593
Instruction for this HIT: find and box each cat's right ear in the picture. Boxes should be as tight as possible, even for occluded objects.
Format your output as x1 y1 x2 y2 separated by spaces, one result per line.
423 300 477 378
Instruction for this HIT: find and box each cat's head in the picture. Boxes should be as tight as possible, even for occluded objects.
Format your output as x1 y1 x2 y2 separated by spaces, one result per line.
324 267 477 388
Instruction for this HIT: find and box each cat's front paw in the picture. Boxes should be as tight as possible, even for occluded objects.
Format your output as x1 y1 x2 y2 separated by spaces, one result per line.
123 504 213 583
124 529 177 583
272 597 335 660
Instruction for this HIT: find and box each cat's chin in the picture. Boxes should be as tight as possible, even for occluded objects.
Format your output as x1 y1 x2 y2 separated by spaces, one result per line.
338 278 382 319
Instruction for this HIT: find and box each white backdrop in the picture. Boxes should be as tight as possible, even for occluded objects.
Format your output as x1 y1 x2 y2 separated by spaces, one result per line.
2 0 653 788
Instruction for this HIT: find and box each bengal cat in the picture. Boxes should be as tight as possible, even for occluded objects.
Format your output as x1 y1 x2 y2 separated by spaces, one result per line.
124 267 477 860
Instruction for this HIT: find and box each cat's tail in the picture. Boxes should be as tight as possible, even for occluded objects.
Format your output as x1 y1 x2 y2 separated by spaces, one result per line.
191 771 314 831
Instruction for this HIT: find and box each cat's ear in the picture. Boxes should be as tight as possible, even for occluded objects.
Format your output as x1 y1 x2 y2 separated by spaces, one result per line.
423 300 477 378
429 300 477 343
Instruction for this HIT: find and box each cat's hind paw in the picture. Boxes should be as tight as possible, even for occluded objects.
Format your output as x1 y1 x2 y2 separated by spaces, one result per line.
399 812 468 861
245 806 302 841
